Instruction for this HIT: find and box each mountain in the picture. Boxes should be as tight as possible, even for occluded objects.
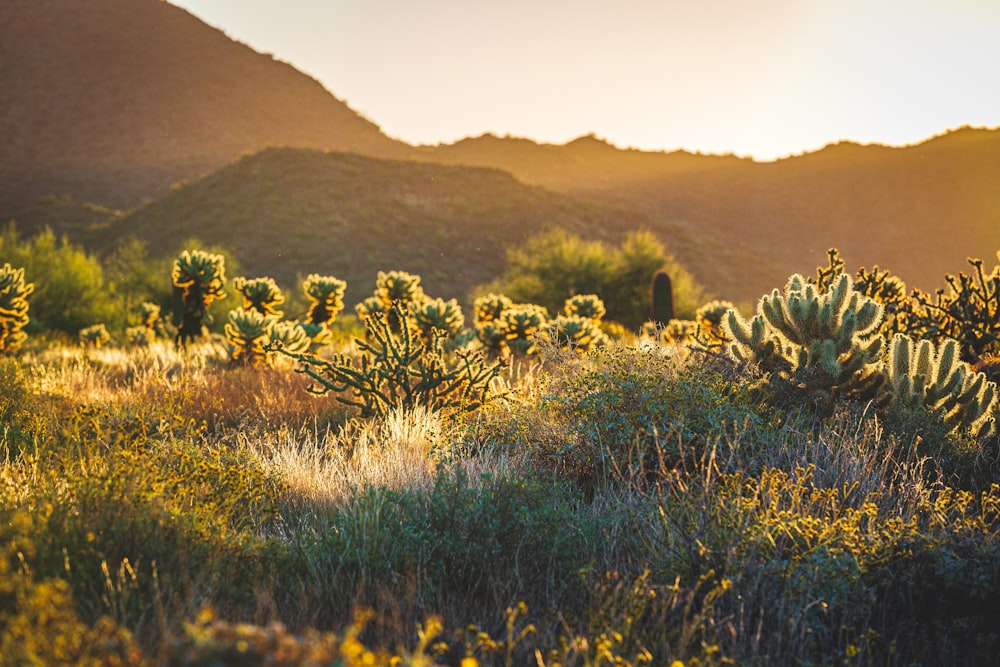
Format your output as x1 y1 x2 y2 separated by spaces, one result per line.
90 148 703 307
417 128 1000 300
0 0 407 223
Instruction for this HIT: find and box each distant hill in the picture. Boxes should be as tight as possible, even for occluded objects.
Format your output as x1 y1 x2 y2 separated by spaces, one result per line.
418 128 1000 300
91 148 736 307
0 0 407 224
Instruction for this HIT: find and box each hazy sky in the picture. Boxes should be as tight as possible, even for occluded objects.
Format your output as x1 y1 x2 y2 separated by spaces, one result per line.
168 0 1000 161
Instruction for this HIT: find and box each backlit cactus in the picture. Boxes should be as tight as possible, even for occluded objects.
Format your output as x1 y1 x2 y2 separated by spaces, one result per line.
413 297 465 339
883 334 997 436
723 273 885 399
564 294 606 321
302 274 347 326
267 320 312 357
500 303 549 356
172 250 227 347
0 263 34 353
544 314 608 353
225 307 273 366
474 293 513 326
695 300 736 343
233 276 284 318
374 270 426 308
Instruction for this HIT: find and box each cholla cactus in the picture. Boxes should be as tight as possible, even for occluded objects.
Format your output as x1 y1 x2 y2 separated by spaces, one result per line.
375 270 426 308
545 314 608 353
474 293 513 326
0 263 34 353
413 297 465 339
172 250 227 347
138 301 161 330
234 276 284 318
302 274 347 325
883 334 997 436
564 294 606 321
267 320 312 357
355 295 388 321
696 300 735 342
662 319 700 344
723 273 885 399
225 307 274 366
501 304 549 355
79 323 111 348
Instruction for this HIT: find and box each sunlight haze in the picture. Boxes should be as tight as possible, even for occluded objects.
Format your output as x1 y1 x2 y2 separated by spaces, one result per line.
167 1 1000 160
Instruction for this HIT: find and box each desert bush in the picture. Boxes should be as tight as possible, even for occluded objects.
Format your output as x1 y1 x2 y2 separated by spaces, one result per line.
486 229 706 329
0 225 118 335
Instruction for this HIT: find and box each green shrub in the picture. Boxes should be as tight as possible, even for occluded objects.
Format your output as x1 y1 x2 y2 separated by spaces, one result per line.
486 229 706 330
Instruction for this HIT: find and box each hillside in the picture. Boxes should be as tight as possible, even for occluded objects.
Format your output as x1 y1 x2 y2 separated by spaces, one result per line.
90 148 749 307
419 128 1000 299
0 0 407 224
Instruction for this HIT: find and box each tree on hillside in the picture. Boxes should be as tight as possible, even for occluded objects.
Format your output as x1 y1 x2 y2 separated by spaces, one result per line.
483 229 706 330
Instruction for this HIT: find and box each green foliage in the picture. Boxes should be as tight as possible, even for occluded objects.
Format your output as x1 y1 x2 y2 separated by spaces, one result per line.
233 276 284 318
283 303 503 418
0 263 34 353
171 249 227 346
302 274 347 326
0 225 118 334
724 273 885 401
78 323 111 348
488 229 706 330
884 334 997 437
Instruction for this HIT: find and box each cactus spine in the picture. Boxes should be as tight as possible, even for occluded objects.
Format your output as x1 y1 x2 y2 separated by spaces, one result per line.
651 270 675 325
0 263 34 353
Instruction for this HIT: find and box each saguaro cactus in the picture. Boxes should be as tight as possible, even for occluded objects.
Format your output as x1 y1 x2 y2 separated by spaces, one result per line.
172 250 227 347
651 270 675 325
0 263 34 353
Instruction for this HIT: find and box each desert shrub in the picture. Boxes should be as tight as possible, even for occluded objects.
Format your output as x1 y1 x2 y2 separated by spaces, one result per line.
0 225 118 335
79 323 111 348
486 229 706 330
535 344 763 493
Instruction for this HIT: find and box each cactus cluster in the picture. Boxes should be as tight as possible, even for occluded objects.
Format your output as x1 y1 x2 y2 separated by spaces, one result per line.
723 273 885 400
724 269 999 436
0 263 34 353
883 334 996 437
79 323 111 348
172 250 227 347
473 293 549 358
283 302 503 418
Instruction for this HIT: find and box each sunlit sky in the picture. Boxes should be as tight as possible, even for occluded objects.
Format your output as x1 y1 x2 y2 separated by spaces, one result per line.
169 0 1000 161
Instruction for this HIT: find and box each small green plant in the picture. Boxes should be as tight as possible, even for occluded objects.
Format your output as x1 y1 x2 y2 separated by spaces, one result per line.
281 302 503 418
79 323 111 348
172 250 227 346
0 263 33 353
233 276 285 318
723 273 885 401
